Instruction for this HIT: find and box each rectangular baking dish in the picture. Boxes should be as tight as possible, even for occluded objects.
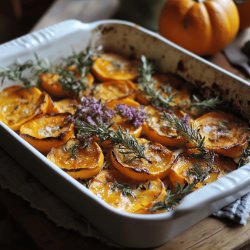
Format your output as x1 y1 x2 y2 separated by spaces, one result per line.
1 20 250 248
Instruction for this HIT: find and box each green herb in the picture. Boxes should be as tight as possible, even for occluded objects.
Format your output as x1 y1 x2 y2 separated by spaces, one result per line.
149 183 195 212
189 95 222 111
0 48 94 93
63 141 80 159
0 59 39 87
187 151 215 183
74 120 147 162
57 69 88 93
111 181 134 197
162 113 206 157
138 55 175 109
238 138 250 167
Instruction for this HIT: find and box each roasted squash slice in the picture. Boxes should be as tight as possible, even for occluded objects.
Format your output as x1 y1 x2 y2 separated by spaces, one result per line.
136 73 190 106
20 113 74 154
47 139 104 179
92 53 138 81
39 72 94 98
110 138 174 181
168 152 236 188
0 86 49 131
54 99 78 115
143 106 188 147
89 169 166 214
93 80 136 102
193 111 249 158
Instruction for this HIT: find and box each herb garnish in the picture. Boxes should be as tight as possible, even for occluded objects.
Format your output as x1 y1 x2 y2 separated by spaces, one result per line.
150 183 195 212
162 113 206 157
111 181 134 197
189 95 222 112
238 138 250 168
138 56 175 109
0 48 94 93
74 97 147 162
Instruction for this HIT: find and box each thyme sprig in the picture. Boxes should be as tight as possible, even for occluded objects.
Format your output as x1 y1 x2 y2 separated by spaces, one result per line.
111 181 134 197
138 56 175 109
189 95 222 111
74 120 147 161
150 183 195 212
162 112 206 157
187 151 215 183
238 138 250 168
0 48 94 93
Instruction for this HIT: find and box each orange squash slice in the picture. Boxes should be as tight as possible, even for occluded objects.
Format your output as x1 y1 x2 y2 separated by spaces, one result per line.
0 86 49 131
92 53 138 81
20 113 74 154
168 152 237 188
110 138 174 181
89 169 166 214
194 111 249 158
47 139 104 180
143 106 188 147
54 99 78 115
93 80 136 102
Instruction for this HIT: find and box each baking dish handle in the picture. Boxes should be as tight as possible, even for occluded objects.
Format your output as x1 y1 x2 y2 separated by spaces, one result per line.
173 164 250 216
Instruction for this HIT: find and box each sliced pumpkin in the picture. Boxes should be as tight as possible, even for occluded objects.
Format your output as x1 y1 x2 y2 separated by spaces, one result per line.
142 106 188 147
168 152 237 189
39 71 94 98
20 113 74 154
93 80 136 102
92 53 138 81
110 138 174 181
54 98 78 115
136 73 190 106
47 139 104 179
0 86 49 131
193 111 249 158
89 168 166 214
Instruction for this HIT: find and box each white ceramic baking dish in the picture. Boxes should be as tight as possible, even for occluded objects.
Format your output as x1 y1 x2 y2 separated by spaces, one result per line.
1 20 250 248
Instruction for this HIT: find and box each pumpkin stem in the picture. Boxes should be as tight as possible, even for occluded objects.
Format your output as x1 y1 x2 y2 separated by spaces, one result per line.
193 0 205 3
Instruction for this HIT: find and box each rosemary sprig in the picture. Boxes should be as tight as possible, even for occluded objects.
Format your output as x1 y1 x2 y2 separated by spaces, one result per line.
0 48 94 93
74 120 147 161
187 151 215 183
149 182 195 212
66 48 94 76
111 181 134 197
0 59 38 87
162 113 206 157
138 55 175 109
189 95 222 111
63 141 80 159
238 138 250 168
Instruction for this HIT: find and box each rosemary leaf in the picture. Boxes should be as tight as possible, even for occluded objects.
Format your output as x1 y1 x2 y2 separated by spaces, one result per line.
111 181 134 197
238 138 250 168
138 55 174 109
189 95 222 111
74 120 147 161
162 112 206 157
149 182 195 212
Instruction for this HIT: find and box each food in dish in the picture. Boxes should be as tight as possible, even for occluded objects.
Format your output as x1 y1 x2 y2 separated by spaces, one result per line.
0 50 248 214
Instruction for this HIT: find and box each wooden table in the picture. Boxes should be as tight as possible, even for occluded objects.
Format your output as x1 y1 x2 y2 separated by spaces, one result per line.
1 0 250 249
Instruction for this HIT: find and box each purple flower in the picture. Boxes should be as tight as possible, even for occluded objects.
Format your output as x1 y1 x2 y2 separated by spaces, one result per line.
115 104 146 128
74 96 114 126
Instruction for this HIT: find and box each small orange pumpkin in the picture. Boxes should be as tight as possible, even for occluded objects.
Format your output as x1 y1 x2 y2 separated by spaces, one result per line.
159 0 240 55
236 0 250 29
